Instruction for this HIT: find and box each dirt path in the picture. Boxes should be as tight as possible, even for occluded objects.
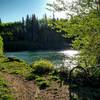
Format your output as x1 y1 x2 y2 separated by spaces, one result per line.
0 71 37 100
0 71 69 100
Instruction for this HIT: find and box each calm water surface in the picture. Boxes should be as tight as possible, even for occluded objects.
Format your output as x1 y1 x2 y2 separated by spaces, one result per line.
5 50 78 68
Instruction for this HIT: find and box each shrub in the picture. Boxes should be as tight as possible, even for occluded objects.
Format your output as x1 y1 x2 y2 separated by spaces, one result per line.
50 69 60 76
50 75 60 81
36 77 50 89
58 67 69 82
31 59 54 75
38 81 49 89
85 67 100 86
25 73 39 81
71 94 78 100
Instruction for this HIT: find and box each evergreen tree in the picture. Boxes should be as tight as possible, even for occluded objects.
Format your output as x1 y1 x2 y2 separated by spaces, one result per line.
26 14 31 40
31 14 39 41
0 18 1 24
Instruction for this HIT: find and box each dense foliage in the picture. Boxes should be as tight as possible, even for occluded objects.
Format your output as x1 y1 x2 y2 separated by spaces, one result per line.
47 0 100 67
49 12 100 67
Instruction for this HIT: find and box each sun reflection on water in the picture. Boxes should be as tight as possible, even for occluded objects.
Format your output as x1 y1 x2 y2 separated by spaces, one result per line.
57 50 79 69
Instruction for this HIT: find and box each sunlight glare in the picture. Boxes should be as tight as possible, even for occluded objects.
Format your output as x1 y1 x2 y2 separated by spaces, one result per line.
59 50 79 57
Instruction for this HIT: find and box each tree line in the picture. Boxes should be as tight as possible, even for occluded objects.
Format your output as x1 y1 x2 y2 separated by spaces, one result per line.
0 14 71 51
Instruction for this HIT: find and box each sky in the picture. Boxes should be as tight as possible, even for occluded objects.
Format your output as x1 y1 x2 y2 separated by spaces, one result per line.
0 0 72 22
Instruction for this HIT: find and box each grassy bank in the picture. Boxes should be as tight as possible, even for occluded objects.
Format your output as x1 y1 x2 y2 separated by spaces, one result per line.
0 56 100 100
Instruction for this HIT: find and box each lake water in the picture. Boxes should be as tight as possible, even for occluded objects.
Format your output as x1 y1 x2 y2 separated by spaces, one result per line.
5 50 78 68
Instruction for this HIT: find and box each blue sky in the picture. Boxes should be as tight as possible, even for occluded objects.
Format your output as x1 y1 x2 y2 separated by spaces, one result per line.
0 0 53 22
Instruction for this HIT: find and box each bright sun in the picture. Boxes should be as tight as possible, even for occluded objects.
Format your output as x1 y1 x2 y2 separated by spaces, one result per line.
47 0 77 19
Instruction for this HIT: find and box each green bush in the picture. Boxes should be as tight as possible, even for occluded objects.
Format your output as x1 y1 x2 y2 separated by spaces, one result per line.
50 69 60 76
85 67 100 86
38 81 49 89
31 59 54 75
59 67 69 81
36 77 50 89
50 75 60 81
25 73 39 81
71 94 78 100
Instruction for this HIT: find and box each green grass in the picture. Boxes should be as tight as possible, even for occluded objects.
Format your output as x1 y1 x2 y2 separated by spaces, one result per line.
0 75 13 100
0 56 32 77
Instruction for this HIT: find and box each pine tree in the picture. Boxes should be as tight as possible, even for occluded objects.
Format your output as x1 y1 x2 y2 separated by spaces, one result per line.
0 18 2 24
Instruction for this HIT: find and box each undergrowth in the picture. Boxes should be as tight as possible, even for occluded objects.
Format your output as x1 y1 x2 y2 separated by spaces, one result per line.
0 75 13 100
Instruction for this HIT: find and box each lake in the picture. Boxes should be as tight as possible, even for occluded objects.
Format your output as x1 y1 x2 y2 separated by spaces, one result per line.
5 50 78 68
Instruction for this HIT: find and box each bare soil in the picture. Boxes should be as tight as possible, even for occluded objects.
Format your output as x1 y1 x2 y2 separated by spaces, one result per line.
0 71 69 100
